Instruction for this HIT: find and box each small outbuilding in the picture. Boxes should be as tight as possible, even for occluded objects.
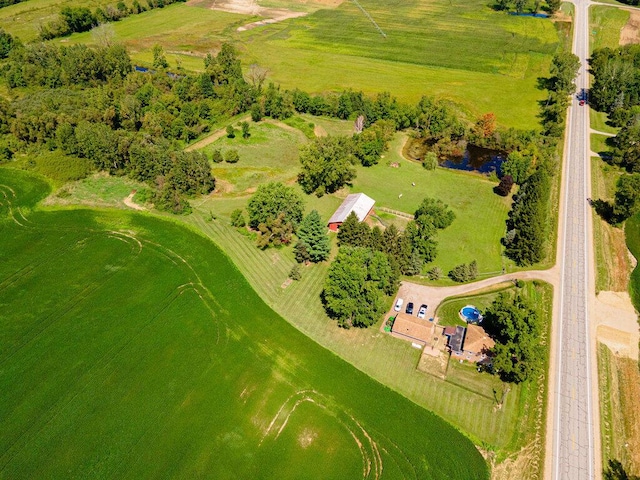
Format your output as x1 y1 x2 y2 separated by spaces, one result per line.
327 193 375 231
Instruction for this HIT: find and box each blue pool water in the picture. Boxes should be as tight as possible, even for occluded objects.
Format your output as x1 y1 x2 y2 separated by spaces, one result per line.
460 305 481 322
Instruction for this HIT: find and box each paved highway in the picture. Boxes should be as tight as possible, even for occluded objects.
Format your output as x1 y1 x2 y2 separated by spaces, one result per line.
552 0 598 478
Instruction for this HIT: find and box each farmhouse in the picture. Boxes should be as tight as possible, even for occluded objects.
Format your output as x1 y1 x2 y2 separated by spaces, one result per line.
444 324 495 363
327 193 375 231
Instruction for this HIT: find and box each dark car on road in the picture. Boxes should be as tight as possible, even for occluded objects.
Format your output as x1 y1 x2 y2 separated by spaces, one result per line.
405 302 414 315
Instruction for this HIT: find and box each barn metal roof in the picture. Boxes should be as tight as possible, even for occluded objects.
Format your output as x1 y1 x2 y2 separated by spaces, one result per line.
327 193 375 225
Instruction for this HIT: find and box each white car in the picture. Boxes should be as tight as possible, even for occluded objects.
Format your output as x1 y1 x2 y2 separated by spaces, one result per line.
394 298 404 312
417 304 428 319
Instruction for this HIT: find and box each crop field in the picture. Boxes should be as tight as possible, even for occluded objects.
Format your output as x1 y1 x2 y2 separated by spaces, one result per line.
0 168 489 479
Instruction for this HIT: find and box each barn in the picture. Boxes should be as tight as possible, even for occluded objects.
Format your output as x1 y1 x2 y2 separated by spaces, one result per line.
327 193 375 231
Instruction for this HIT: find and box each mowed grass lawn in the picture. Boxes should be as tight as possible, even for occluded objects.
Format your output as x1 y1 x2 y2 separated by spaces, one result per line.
0 168 489 479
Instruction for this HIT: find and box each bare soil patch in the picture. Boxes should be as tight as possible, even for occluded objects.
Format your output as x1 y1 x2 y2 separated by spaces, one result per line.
621 10 640 45
594 291 639 360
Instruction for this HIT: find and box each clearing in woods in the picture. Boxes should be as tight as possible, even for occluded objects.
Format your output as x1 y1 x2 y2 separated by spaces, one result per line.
0 168 489 479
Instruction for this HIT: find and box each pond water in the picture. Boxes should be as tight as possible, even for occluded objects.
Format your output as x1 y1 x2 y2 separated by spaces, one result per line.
440 145 505 175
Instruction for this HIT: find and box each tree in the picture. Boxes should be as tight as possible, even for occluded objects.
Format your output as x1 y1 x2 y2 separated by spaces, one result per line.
422 151 438 170
612 119 640 172
289 264 302 281
474 112 496 139
247 182 304 230
256 212 294 249
501 150 532 184
230 209 246 227
427 266 442 280
613 173 640 221
0 29 16 59
495 174 514 196
211 149 223 163
224 149 239 163
483 292 542 383
226 125 235 138
240 121 250 139
152 44 168 69
294 241 311 263
323 247 397 328
297 210 331 262
414 197 456 230
448 260 478 282
337 211 371 247
298 136 356 196
547 0 562 13
550 52 580 94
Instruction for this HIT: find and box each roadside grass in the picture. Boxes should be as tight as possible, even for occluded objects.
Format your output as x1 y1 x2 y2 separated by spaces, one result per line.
0 168 489 479
598 343 640 474
202 121 307 194
183 197 552 462
590 5 629 51
626 213 640 311
590 109 619 135
590 156 629 292
591 133 614 158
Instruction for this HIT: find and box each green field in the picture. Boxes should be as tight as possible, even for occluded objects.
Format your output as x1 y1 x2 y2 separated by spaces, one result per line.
590 5 629 52
625 213 640 311
0 168 489 479
49 0 566 129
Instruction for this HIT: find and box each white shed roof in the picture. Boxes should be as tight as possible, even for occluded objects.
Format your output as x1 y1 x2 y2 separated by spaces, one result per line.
328 193 375 224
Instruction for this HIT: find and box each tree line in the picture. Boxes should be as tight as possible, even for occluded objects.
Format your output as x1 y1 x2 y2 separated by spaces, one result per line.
589 45 640 223
39 0 187 41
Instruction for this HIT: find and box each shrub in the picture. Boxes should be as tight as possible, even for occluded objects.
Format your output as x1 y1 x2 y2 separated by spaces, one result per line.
427 266 442 280
289 264 302 281
448 260 478 282
226 125 235 138
224 149 239 163
494 174 514 196
211 149 223 163
422 152 438 170
230 209 246 227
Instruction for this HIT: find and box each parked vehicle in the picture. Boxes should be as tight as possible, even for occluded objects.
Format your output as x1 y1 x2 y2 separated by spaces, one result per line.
417 304 428 319
394 298 404 312
406 302 414 315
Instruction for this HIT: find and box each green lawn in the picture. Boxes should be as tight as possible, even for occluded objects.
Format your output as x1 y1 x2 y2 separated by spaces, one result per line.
203 121 308 195
0 168 489 479
590 5 629 52
435 286 511 327
591 133 614 158
590 109 619 135
351 134 511 278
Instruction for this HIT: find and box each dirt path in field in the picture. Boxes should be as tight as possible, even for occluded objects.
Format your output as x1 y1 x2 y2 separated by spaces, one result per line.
621 9 640 45
123 192 146 211
185 115 251 151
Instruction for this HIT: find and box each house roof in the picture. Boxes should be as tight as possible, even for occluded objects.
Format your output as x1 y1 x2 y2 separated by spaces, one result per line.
391 313 433 343
327 193 375 225
443 326 456 336
448 326 466 353
463 324 495 355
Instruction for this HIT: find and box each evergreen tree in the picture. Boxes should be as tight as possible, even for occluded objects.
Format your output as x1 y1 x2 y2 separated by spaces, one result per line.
297 210 330 262
294 241 311 263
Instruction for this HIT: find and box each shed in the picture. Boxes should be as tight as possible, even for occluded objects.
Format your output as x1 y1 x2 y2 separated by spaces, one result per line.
327 193 375 231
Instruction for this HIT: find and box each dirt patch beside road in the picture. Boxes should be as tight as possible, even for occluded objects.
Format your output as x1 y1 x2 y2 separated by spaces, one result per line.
594 291 639 360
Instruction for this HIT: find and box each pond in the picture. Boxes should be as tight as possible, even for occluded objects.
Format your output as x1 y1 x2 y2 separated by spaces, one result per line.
440 144 505 175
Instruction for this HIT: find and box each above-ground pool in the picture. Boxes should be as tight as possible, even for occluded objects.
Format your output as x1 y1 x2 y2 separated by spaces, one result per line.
460 305 483 323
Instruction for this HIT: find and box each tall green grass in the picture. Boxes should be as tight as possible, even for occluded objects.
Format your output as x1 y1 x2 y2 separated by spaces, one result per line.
0 168 489 479
625 213 640 311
